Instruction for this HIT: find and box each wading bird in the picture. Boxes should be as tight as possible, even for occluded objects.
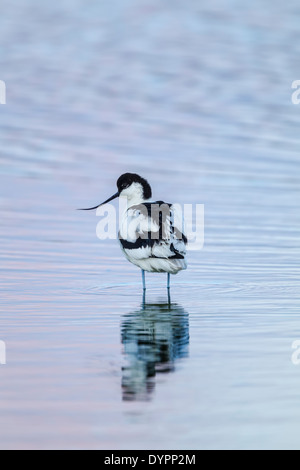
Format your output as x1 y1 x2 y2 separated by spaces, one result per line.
79 173 187 300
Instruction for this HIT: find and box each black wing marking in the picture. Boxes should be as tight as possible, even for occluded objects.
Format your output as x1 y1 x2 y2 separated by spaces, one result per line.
119 201 187 259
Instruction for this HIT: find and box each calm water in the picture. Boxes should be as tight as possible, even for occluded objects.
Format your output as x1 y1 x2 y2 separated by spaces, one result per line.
1 0 300 450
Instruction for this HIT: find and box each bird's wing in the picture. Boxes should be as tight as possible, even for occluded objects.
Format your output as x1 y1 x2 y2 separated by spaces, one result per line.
119 202 187 260
119 205 157 260
151 203 187 259
170 203 188 255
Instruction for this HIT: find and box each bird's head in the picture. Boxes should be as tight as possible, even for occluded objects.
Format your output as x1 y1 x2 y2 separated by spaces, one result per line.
117 173 152 202
78 173 152 210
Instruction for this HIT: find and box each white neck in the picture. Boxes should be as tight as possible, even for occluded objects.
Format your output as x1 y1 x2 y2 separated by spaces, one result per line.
121 182 146 208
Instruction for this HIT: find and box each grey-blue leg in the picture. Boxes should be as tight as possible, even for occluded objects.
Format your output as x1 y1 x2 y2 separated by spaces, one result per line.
167 273 170 290
142 289 146 308
142 269 146 291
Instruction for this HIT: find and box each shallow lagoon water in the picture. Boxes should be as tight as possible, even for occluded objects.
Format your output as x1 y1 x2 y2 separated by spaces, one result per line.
1 0 300 449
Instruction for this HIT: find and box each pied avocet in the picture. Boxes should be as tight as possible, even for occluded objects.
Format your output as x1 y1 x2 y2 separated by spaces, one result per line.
79 173 187 295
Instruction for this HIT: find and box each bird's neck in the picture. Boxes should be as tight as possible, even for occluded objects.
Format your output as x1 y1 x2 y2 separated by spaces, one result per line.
126 195 146 208
125 183 147 208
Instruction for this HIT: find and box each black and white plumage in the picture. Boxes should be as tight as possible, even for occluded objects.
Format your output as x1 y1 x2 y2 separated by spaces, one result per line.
79 173 187 293
119 200 187 274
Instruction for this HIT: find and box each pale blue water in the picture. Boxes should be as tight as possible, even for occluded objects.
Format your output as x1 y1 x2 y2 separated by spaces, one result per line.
1 0 300 450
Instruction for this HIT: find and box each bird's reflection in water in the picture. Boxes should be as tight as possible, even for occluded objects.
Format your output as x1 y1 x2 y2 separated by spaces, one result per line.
121 303 189 402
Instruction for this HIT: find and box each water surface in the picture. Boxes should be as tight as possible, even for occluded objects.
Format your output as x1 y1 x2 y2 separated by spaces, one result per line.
1 0 300 450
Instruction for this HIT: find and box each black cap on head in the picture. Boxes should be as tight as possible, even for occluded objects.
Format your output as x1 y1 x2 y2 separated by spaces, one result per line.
78 173 152 211
117 173 152 200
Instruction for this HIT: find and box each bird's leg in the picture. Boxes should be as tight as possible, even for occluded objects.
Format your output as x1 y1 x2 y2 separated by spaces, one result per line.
167 273 171 305
142 269 146 291
142 289 146 308
167 289 171 306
